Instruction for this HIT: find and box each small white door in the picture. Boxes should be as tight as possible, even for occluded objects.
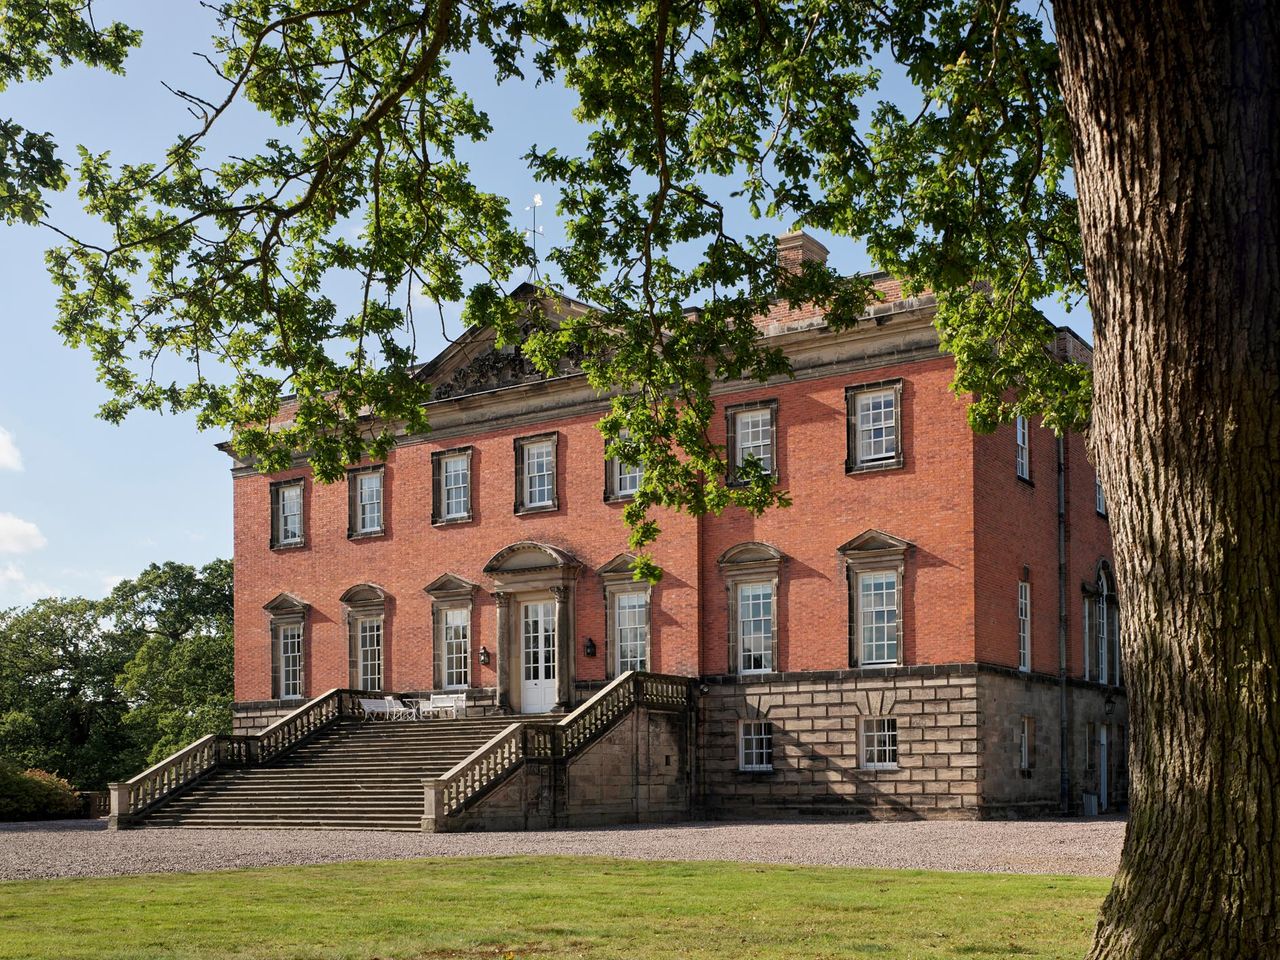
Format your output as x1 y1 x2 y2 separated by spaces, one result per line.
520 601 557 713
1099 726 1110 812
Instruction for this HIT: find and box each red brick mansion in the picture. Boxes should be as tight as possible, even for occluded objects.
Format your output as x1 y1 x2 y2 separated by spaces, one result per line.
218 232 1127 823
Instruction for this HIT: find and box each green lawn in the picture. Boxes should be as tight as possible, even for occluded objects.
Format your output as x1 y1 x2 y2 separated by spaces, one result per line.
0 856 1107 960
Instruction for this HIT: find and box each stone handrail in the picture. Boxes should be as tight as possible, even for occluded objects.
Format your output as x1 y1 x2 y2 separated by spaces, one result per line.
423 671 694 827
108 687 361 827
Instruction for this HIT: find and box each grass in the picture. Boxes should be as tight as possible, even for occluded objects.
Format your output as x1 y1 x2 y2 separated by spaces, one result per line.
0 856 1108 960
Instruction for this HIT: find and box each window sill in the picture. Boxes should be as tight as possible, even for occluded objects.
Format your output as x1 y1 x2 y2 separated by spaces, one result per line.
433 515 474 527
1096 510 1109 521
858 660 901 669
1016 474 1034 487
845 459 903 475
603 493 637 504
738 668 777 678
862 764 899 772
348 530 386 541
515 503 558 516
738 766 774 774
271 540 307 552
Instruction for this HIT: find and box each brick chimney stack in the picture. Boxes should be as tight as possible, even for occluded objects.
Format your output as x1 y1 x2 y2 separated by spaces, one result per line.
776 230 830 273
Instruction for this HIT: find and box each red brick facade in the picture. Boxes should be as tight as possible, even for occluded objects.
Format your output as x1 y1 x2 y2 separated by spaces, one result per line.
225 236 1125 818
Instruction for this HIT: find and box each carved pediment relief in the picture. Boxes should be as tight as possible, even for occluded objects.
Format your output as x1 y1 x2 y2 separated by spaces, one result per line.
484 541 579 576
718 541 784 567
837 529 913 556
339 583 388 606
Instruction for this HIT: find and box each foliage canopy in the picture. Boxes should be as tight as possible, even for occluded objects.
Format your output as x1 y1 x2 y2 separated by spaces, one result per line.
4 0 1090 573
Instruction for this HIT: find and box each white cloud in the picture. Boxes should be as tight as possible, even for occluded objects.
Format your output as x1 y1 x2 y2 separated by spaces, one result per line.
0 513 47 554
0 427 21 471
100 574 125 593
0 562 58 605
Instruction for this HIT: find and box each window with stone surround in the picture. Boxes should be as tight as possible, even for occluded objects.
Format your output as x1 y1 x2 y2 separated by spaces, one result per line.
861 717 898 770
738 720 774 771
341 583 387 690
425 574 478 691
1015 415 1031 481
725 400 778 485
514 433 558 513
270 479 304 548
845 380 904 473
432 448 473 524
598 554 651 677
604 430 643 501
718 542 783 676
347 466 385 538
1095 475 1107 516
839 530 911 668
264 592 309 701
1018 578 1032 672
1085 562 1121 686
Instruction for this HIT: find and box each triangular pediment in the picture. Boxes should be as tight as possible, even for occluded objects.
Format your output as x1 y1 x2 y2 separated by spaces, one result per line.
597 553 639 577
424 573 479 600
837 529 913 556
415 286 596 401
262 592 309 615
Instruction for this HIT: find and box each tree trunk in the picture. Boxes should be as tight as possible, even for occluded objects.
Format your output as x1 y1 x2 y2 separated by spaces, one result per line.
1055 1 1279 957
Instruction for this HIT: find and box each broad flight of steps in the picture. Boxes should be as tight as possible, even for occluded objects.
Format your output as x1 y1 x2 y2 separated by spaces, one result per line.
143 716 515 831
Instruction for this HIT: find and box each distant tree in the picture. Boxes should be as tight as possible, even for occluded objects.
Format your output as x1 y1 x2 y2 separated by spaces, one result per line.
0 597 140 789
106 559 234 762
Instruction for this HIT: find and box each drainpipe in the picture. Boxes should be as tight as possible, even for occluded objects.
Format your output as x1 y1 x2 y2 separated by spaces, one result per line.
1057 436 1070 814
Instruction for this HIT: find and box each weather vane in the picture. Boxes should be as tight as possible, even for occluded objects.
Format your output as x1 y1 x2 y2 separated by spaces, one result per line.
524 193 544 282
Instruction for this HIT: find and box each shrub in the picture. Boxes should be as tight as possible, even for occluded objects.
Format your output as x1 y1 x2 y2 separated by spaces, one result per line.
0 761 82 821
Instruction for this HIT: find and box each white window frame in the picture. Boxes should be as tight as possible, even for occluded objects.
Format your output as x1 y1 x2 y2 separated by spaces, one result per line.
858 570 900 666
613 456 643 499
1095 475 1107 516
356 471 383 534
614 590 649 673
737 580 774 674
442 453 471 521
738 720 774 772
277 483 303 545
523 440 555 508
1018 579 1032 672
278 622 304 700
1015 415 1030 480
442 606 470 689
357 616 383 691
855 388 898 465
734 408 774 473
861 717 899 770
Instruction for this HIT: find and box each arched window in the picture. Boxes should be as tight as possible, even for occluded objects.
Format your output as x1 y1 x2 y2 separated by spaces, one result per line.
1086 563 1121 685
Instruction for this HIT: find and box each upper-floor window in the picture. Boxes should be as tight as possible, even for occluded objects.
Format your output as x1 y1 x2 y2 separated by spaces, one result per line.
737 581 775 674
846 381 904 472
270 480 304 548
1018 579 1032 672
348 467 385 537
739 720 774 771
861 717 899 770
1095 475 1107 516
1015 415 1030 481
858 571 900 665
615 590 649 673
605 431 643 501
515 433 558 512
725 400 778 484
432 448 473 524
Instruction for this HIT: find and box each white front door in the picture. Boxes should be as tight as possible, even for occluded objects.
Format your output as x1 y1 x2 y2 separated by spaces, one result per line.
520 600 557 713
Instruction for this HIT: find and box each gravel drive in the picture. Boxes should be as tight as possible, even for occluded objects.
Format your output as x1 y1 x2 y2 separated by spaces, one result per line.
0 817 1124 881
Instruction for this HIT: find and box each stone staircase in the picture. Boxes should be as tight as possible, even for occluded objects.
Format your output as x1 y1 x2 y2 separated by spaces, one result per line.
141 717 513 831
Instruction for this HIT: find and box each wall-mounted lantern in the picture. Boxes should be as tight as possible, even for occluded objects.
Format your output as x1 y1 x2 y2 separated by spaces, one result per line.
478 645 491 666
583 637 597 658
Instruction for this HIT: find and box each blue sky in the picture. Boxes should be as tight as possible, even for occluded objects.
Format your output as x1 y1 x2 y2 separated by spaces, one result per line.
0 2 1088 608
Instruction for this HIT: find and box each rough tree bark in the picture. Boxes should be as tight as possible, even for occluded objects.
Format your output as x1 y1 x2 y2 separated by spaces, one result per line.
1055 1 1279 957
